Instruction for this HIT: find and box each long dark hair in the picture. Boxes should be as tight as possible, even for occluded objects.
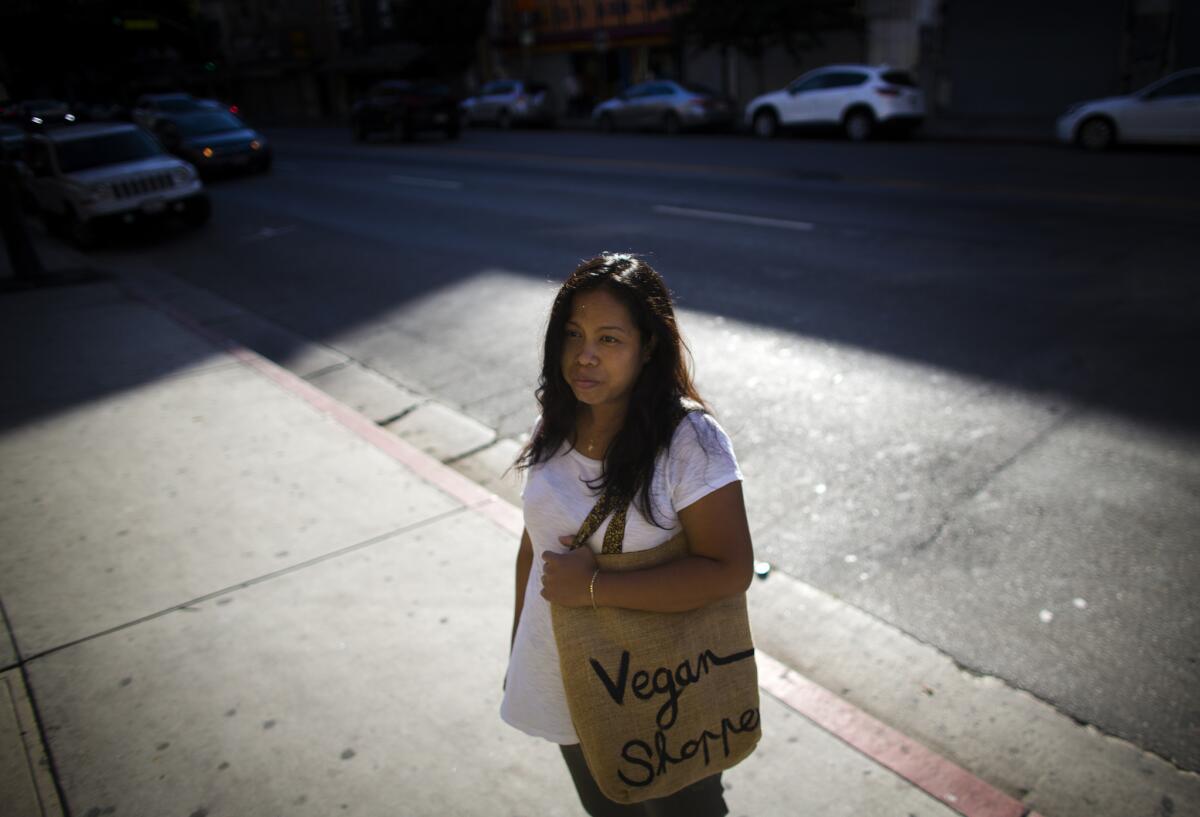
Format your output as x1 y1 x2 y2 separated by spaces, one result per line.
513 253 713 529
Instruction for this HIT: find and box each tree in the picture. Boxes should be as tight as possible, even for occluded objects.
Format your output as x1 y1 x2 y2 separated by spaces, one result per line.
675 0 862 91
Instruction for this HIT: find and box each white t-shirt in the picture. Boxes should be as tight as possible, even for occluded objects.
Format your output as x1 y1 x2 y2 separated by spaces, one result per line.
500 410 744 744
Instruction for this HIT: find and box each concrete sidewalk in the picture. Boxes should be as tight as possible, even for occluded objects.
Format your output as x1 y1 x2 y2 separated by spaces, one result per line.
1 241 1197 815
0 275 964 816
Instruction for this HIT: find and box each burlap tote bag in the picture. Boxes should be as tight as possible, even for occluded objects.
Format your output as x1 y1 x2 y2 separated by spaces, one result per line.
551 486 761 804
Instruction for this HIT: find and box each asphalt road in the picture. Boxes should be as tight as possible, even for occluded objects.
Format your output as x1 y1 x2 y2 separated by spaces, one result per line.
81 125 1200 772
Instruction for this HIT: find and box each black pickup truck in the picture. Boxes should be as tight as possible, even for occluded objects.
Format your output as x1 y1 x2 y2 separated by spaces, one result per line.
350 80 461 142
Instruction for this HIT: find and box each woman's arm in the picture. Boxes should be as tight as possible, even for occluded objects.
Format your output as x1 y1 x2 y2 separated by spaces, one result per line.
511 528 533 650
541 481 754 613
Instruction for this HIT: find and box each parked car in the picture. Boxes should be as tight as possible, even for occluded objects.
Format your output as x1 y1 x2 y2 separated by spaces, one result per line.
350 80 460 142
592 80 735 134
461 79 556 128
153 110 271 176
18 122 208 248
1056 67 1200 150
1 99 77 130
131 93 227 129
745 64 924 141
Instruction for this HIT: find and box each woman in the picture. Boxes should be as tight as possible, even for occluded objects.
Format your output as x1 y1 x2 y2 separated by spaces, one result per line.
501 253 755 816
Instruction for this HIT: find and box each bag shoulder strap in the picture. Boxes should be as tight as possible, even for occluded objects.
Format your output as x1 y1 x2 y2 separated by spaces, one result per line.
572 485 629 555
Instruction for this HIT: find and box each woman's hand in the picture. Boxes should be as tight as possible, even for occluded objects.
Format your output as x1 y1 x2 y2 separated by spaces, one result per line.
541 537 598 607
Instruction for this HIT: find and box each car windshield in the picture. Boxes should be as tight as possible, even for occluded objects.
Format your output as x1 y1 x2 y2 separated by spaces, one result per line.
174 112 246 136
683 82 719 96
880 71 917 87
55 130 163 172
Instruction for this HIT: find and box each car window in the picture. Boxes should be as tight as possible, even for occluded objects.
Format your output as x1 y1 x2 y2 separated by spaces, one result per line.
880 70 917 87
623 83 652 99
683 82 718 96
483 81 515 95
173 112 246 136
788 74 827 94
55 130 164 173
650 83 677 96
1144 73 1200 99
824 72 868 89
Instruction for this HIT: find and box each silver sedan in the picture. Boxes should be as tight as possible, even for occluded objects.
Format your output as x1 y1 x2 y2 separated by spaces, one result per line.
592 80 735 134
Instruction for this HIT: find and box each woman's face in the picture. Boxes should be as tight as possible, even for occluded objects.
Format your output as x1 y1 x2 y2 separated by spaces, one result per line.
561 288 650 413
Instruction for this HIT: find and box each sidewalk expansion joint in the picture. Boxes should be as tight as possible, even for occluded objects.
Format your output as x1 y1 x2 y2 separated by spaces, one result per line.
441 438 503 466
17 506 471 667
301 360 352 381
378 402 425 427
0 597 70 817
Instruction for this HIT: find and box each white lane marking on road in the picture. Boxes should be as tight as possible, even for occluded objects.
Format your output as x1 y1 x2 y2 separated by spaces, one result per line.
653 204 815 231
239 225 299 243
388 174 464 190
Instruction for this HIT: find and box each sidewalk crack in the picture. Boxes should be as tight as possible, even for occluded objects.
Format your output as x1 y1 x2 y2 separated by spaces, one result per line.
16 505 471 667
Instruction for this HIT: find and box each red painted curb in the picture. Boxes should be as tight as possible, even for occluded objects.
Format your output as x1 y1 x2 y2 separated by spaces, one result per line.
757 652 1041 817
120 276 1042 817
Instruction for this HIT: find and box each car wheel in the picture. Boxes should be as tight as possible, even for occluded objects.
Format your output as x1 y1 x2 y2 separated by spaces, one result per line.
753 109 779 138
1077 116 1116 150
599 113 615 133
65 207 98 249
353 120 368 142
498 109 512 130
445 122 461 140
663 112 682 135
844 108 875 142
257 155 272 173
394 116 412 142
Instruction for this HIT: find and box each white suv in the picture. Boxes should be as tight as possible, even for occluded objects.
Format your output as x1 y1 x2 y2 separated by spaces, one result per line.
21 122 208 247
745 64 925 141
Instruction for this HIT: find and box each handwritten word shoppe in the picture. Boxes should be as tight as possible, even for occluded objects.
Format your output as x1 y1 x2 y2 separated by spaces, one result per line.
587 646 760 788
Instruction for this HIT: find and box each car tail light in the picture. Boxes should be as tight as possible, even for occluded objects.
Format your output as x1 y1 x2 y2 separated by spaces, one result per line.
875 86 901 97
229 104 239 114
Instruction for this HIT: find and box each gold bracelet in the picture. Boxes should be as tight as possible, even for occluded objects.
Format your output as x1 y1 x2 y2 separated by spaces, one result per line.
589 568 600 610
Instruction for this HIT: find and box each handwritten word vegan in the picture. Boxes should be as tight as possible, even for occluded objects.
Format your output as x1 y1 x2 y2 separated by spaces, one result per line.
588 647 758 787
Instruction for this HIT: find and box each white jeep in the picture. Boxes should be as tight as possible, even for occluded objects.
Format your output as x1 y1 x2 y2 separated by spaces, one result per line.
20 122 209 247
